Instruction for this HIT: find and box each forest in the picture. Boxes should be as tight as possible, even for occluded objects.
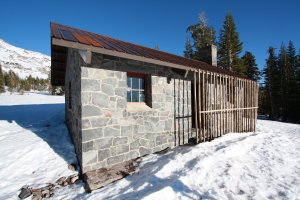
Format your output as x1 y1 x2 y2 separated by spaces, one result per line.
184 12 300 123
0 67 64 95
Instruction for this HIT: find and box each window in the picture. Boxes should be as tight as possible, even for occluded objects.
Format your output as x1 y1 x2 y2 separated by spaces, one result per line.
127 72 146 102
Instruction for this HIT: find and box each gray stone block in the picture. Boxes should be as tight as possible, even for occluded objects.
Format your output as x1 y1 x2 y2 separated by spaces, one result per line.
81 92 91 105
130 140 140 150
121 126 132 137
82 79 100 91
104 126 120 137
103 78 117 86
81 67 89 78
83 141 94 152
90 118 109 128
101 60 114 69
113 137 128 146
107 154 125 166
82 105 102 117
118 80 127 88
82 151 97 165
98 149 110 161
116 145 129 155
92 93 109 108
165 119 172 131
91 160 107 170
82 128 103 142
139 147 151 156
117 99 126 108
101 84 114 96
124 151 140 161
149 117 160 124
94 137 113 149
144 121 155 132
82 119 91 129
115 88 126 97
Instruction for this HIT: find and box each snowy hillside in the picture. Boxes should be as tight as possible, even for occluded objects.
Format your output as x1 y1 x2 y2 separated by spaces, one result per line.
0 39 50 79
0 93 299 200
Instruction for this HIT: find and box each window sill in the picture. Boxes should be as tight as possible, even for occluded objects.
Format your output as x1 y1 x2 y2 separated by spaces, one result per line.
126 102 152 112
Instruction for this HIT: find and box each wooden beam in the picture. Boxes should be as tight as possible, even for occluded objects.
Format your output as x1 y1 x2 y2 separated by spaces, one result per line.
52 38 198 72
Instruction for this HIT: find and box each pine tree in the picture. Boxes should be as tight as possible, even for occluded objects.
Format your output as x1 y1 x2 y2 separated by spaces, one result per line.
186 12 216 60
285 41 300 122
7 70 19 92
218 12 244 74
0 65 5 93
183 37 194 59
278 43 288 120
263 47 280 120
241 51 261 81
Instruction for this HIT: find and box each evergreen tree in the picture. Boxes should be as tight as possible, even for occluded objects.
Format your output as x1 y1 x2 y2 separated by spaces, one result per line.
7 70 19 92
183 37 194 59
218 12 244 74
0 65 5 93
278 43 288 120
186 12 216 60
241 51 261 81
285 41 300 122
263 47 280 120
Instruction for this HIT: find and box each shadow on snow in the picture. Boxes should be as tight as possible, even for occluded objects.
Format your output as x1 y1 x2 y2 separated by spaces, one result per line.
0 103 77 165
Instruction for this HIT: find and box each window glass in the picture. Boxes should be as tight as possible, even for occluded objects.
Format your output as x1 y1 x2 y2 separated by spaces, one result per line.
132 77 139 89
127 77 131 88
132 91 139 102
140 78 144 89
139 91 145 102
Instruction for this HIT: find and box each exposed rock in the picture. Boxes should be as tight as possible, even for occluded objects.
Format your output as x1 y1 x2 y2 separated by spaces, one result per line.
70 175 79 184
62 181 69 186
41 189 50 198
32 194 42 200
18 186 32 199
56 177 66 186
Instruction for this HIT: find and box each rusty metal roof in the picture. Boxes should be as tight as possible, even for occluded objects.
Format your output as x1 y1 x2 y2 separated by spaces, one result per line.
50 22 247 85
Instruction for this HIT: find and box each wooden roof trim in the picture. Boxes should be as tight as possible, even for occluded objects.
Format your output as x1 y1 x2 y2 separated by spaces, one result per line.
52 38 197 72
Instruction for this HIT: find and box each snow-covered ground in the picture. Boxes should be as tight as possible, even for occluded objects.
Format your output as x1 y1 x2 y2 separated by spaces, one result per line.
0 93 299 200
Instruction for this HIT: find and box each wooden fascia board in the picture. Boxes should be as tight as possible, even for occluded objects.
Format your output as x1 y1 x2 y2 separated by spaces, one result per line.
52 38 196 72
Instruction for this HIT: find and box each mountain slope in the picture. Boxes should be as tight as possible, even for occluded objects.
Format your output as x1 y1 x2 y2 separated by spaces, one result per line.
0 39 50 79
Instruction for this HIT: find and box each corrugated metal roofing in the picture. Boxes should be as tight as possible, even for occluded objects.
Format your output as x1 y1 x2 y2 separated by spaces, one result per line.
50 22 247 80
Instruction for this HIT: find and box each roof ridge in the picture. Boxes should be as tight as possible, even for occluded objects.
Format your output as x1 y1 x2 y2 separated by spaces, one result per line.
50 22 213 68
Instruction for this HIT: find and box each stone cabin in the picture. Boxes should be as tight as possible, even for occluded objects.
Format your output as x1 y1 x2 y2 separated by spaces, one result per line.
50 23 258 189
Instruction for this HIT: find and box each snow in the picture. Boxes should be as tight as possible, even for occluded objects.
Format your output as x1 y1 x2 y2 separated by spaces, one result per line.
0 39 50 79
0 92 77 200
0 93 299 200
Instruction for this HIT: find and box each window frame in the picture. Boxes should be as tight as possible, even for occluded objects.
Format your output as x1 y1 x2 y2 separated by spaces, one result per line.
127 72 147 103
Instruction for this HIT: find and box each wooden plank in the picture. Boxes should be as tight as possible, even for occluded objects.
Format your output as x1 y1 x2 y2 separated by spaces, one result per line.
193 71 199 143
198 69 202 142
202 71 206 141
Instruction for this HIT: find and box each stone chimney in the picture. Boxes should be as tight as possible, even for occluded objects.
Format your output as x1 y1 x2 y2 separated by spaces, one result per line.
198 44 217 67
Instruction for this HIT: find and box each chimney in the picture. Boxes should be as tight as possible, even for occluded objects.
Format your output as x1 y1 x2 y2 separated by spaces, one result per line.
198 44 217 67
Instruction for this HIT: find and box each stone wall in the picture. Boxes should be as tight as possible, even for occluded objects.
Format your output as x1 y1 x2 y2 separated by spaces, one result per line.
80 53 194 173
65 48 83 165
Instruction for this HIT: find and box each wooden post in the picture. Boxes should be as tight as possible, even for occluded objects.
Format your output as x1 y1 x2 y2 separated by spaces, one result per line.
193 71 199 143
198 69 202 142
202 71 206 141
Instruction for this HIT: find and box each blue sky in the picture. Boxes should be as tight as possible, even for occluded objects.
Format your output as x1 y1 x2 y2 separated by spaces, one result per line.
1 0 299 72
